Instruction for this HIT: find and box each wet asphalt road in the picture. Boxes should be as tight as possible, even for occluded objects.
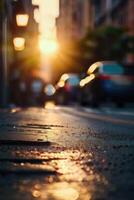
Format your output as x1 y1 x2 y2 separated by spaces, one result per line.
0 104 134 200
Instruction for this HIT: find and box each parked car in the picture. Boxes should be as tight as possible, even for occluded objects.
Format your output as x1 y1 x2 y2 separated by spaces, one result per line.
79 61 134 107
55 73 80 105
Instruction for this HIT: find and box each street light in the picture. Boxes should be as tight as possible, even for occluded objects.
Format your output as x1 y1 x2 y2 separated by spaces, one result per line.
13 37 25 51
16 14 29 26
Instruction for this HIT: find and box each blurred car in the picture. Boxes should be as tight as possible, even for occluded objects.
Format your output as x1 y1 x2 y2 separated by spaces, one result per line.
29 77 46 106
79 61 134 107
55 73 80 105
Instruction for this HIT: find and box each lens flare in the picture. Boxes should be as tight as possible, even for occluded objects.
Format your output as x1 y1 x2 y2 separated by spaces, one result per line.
39 38 59 55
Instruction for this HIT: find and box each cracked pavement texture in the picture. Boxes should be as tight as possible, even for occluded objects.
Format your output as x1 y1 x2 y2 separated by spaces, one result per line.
0 106 134 200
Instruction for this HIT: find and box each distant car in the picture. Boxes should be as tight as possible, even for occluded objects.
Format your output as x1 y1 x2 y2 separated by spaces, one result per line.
55 73 80 105
29 77 46 106
79 61 134 107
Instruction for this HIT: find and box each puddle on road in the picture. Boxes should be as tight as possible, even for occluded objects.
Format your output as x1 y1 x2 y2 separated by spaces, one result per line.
31 182 90 200
0 178 92 200
2 134 134 199
0 144 109 200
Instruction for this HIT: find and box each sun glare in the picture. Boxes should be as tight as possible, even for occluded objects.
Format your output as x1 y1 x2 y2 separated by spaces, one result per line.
39 38 59 55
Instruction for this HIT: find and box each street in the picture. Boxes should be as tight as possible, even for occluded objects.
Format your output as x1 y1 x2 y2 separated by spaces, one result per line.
0 1 134 199
0 104 134 200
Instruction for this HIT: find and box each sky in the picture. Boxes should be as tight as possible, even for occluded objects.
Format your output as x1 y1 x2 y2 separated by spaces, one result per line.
32 0 60 82
33 0 59 39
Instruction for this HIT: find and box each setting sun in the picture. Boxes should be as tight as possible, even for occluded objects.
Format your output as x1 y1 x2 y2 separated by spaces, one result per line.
39 38 59 55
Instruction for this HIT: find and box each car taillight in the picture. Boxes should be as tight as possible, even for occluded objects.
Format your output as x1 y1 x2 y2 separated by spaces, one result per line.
99 74 111 80
129 76 134 82
65 84 72 92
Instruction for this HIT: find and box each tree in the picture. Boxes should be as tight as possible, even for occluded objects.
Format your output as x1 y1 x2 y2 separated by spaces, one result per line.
80 26 129 64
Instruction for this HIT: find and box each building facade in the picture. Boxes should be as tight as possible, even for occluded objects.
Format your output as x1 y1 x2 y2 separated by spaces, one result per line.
92 0 134 34
57 0 94 43
10 0 40 103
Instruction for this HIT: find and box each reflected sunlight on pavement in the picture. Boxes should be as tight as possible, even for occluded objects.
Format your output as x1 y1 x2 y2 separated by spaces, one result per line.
44 101 56 110
31 182 90 200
